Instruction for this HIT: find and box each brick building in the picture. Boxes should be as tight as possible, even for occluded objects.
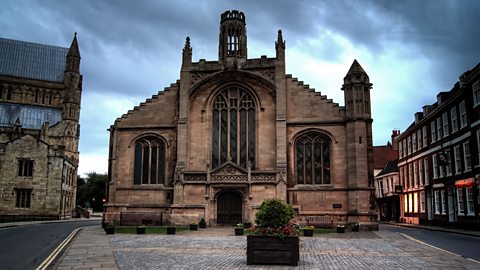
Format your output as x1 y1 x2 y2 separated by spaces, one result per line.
0 35 82 220
105 11 376 228
395 62 480 229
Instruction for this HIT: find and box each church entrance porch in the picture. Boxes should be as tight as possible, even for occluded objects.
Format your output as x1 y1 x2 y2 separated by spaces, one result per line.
216 191 242 225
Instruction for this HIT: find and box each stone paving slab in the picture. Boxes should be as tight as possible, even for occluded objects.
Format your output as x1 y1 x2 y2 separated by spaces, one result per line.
109 229 480 270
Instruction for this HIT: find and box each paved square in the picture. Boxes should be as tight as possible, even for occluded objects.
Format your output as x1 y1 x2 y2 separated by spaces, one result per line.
109 229 480 270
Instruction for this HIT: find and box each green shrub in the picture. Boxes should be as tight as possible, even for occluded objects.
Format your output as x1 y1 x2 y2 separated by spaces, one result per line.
255 198 294 227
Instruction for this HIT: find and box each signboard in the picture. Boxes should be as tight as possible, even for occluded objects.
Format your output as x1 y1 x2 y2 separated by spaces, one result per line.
333 204 342 209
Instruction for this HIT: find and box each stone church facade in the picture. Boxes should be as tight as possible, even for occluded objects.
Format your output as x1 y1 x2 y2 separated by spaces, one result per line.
105 11 376 228
0 35 81 220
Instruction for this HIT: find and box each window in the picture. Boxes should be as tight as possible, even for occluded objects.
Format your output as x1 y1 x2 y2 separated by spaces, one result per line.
402 140 406 157
399 140 403 158
459 100 467 128
445 151 452 176
442 112 449 136
432 154 438 179
295 132 331 185
417 129 422 149
419 159 424 186
15 189 31 208
434 190 441 214
407 136 411 155
431 121 436 143
423 158 429 185
441 189 446 215
413 161 418 187
436 117 443 141
378 181 384 197
473 80 480 107
408 193 413 213
404 195 408 213
409 163 414 187
463 142 471 171
422 126 428 147
451 107 458 133
466 187 474 215
0 83 3 99
18 159 33 177
477 130 480 165
133 136 166 185
454 145 462 174
457 188 465 215
412 192 418 213
420 191 425 213
412 133 417 152
212 86 255 169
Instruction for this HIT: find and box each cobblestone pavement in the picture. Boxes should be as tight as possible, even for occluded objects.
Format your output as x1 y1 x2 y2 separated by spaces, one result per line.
109 228 480 270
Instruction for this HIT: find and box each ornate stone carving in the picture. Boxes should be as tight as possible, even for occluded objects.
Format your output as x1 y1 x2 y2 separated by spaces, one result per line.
262 68 275 81
251 173 276 182
191 72 205 84
211 175 247 182
183 173 207 182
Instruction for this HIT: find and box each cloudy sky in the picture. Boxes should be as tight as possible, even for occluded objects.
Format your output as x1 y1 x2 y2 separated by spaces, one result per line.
1 0 479 176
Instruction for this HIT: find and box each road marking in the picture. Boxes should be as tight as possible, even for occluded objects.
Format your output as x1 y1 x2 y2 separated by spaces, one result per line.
36 227 83 270
400 233 480 264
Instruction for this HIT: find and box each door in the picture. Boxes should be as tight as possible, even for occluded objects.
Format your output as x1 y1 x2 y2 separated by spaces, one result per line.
217 191 242 224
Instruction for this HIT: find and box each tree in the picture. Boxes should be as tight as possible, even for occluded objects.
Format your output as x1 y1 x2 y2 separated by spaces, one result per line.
76 172 107 212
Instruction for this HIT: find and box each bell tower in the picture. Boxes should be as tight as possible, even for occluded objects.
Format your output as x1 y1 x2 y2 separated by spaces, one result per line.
218 10 247 63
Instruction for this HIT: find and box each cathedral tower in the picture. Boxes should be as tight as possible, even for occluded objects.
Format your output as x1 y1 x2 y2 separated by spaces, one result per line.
218 10 247 64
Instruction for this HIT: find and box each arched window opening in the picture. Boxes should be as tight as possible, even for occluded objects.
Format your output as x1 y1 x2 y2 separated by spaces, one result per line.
7 85 12 100
133 136 165 185
212 86 255 169
295 132 331 185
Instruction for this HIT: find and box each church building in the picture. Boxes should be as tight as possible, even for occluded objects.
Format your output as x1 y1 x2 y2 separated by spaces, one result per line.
0 35 81 220
105 11 376 229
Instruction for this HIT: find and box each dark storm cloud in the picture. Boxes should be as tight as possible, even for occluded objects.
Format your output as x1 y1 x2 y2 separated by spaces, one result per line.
1 0 479 173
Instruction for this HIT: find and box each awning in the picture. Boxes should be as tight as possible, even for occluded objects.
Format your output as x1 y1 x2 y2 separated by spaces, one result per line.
454 178 475 188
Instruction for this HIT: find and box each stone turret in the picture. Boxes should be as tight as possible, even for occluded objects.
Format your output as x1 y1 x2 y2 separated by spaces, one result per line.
218 10 247 66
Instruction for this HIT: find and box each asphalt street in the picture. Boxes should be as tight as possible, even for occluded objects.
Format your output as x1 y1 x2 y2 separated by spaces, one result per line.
380 223 480 262
0 220 100 270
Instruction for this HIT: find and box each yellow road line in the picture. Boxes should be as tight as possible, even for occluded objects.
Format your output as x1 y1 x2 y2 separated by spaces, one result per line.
400 233 480 264
36 227 82 270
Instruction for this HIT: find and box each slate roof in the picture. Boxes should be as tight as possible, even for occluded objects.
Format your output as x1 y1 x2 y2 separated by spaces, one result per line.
376 159 399 177
0 37 68 82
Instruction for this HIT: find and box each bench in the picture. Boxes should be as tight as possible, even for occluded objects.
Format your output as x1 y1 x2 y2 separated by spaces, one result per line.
304 216 333 228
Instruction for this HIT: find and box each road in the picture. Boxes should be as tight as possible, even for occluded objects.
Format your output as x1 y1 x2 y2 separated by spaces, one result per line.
0 220 101 270
380 223 480 262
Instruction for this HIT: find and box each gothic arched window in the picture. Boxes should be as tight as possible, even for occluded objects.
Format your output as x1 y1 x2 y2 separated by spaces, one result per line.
133 136 165 185
212 86 255 169
295 132 331 185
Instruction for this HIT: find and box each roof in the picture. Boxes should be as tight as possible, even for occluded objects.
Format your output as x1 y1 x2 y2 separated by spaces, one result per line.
0 37 69 82
376 159 399 177
373 145 398 170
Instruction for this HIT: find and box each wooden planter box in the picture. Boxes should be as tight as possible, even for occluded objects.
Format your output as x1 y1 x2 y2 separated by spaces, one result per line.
167 227 176 235
199 222 206 228
337 225 345 233
105 227 115 235
247 235 299 266
136 226 145 234
303 229 313 237
234 227 244 236
190 224 198 231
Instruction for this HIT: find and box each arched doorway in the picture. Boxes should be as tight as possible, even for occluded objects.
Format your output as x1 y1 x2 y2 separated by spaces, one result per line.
217 191 242 225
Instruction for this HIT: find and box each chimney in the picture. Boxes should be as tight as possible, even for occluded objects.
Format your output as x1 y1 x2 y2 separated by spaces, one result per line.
415 112 424 124
391 129 400 150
